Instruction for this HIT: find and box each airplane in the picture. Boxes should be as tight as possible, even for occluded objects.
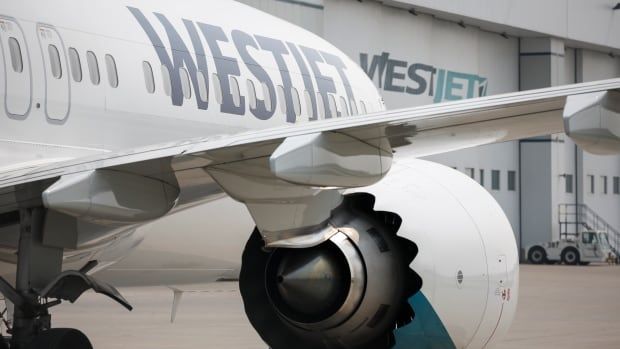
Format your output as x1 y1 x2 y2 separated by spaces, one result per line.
0 0 618 348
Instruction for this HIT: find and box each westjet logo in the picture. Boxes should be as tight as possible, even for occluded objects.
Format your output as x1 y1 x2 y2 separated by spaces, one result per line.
129 7 355 123
360 52 488 103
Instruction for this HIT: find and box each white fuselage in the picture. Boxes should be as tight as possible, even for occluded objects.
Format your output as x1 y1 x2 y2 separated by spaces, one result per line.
0 0 383 170
0 0 383 271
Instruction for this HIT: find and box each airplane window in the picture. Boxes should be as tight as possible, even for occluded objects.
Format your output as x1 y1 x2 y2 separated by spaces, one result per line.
161 65 171 96
86 51 100 85
316 92 325 119
247 79 257 110
339 96 349 117
230 76 240 107
197 71 208 102
349 98 358 116
328 94 338 117
277 85 286 114
359 100 367 115
48 44 62 79
142 61 155 94
262 82 272 112
212 73 223 104
291 87 301 117
8 37 23 73
105 54 118 88
304 90 314 120
68 48 82 82
180 67 191 99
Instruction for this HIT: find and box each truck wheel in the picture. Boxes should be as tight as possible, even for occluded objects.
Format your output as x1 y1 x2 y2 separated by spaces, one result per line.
561 248 580 265
528 246 547 264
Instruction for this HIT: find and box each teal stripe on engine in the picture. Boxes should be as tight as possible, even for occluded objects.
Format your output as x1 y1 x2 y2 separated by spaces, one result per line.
393 292 456 349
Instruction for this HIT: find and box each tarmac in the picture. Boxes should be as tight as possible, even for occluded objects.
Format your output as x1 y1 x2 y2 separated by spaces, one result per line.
49 264 620 349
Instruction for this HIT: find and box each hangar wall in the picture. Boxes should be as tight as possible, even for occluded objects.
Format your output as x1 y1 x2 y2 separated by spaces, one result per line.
381 0 620 51
580 48 620 238
323 0 522 236
239 0 620 258
236 0 324 35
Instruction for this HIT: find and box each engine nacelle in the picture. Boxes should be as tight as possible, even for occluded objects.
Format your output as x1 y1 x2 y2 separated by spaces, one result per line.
358 159 519 349
96 157 518 348
239 158 518 349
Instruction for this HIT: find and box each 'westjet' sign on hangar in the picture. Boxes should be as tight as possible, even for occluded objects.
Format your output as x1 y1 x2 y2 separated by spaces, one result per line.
359 52 488 103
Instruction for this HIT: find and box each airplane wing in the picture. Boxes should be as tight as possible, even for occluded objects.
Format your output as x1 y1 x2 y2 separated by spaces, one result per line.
2 79 619 225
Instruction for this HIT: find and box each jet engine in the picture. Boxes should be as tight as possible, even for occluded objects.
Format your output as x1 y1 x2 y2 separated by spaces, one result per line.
239 159 519 349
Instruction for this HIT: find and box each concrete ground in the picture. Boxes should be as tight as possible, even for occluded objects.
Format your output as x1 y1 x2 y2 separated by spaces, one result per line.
495 264 620 349
48 264 620 349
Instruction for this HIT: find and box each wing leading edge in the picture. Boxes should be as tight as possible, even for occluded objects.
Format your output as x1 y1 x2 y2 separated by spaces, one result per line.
1 79 619 216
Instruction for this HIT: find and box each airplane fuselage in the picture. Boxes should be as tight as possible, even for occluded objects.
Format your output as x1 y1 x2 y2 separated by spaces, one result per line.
1 0 383 171
0 0 386 272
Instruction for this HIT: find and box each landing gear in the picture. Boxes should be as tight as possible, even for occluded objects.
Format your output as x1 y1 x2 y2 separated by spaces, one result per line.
239 194 422 349
0 207 132 348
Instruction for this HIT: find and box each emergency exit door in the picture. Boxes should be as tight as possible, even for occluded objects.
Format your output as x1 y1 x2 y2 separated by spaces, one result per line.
0 17 32 117
37 24 70 121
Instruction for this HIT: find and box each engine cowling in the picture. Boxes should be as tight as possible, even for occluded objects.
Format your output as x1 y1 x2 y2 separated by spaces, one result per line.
360 159 519 349
239 159 519 349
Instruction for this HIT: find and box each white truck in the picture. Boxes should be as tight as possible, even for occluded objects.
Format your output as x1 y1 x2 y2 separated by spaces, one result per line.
527 231 613 265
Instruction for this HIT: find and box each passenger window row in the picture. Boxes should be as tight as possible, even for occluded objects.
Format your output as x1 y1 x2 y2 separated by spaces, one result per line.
7 36 118 89
65 47 118 88
143 61 370 120
7 39 372 118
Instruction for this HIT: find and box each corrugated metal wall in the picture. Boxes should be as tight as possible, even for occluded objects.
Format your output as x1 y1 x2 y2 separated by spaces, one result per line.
235 0 324 36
